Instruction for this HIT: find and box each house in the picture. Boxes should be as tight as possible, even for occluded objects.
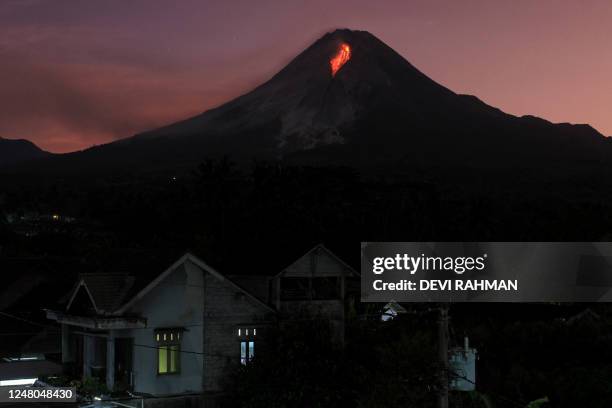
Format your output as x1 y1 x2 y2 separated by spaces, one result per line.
45 245 359 397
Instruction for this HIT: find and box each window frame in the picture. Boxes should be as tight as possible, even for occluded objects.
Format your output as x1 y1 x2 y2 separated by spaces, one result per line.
155 329 183 376
237 327 257 365
240 340 255 365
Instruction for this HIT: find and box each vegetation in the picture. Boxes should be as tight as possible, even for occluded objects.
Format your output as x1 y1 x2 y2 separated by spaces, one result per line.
41 375 110 400
225 318 440 408
4 158 612 406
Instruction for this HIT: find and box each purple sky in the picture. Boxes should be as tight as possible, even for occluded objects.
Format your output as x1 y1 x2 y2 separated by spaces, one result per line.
1 0 611 153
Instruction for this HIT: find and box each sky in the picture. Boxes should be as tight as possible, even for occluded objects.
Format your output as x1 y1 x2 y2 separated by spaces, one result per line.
1 0 611 153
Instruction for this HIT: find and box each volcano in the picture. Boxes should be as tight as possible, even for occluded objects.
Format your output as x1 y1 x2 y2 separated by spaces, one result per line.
15 29 612 172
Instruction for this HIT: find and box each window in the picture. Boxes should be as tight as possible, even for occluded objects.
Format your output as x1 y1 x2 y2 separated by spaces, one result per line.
155 329 182 375
240 341 255 365
237 327 257 365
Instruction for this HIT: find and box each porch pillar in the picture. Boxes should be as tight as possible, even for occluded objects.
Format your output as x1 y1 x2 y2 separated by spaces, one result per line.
106 333 115 391
61 324 75 363
83 335 94 379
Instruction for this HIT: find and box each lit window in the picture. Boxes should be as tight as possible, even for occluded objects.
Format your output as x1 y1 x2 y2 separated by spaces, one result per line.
237 327 257 365
240 341 255 365
155 329 182 375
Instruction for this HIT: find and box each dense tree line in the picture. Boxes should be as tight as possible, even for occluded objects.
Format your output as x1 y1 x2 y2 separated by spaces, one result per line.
4 158 612 265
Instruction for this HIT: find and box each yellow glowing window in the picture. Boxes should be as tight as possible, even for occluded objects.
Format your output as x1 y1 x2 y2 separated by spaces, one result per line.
169 345 179 372
155 329 182 375
158 346 168 374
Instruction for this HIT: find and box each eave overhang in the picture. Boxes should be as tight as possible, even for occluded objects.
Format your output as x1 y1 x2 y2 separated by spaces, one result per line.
45 309 146 329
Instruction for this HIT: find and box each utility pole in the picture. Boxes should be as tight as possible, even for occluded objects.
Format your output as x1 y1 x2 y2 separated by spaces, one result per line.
438 305 449 408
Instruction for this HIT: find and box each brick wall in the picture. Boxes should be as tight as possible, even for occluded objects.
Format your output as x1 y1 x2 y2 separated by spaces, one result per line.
202 274 275 391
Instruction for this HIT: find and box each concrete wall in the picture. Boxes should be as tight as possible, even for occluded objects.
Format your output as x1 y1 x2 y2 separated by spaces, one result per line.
119 260 204 396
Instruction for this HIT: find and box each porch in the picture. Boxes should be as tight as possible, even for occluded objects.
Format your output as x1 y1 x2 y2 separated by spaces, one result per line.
45 310 145 391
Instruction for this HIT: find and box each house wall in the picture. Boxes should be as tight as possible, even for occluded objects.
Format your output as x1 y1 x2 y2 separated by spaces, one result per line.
281 248 348 277
201 273 274 391
227 275 271 304
273 247 355 343
119 261 204 396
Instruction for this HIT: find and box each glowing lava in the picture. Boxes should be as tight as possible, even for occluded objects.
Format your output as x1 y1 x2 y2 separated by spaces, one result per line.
330 43 351 77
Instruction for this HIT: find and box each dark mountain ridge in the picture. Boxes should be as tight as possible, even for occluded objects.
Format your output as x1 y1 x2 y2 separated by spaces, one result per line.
5 29 611 174
0 136 50 166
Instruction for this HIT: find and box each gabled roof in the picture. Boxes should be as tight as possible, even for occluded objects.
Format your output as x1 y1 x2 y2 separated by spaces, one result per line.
114 253 276 315
62 245 354 318
275 243 360 277
66 273 136 315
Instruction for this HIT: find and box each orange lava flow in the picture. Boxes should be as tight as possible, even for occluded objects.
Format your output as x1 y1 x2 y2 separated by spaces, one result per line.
330 43 351 76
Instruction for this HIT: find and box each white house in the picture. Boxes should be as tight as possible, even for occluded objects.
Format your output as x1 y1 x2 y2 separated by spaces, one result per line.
45 245 359 397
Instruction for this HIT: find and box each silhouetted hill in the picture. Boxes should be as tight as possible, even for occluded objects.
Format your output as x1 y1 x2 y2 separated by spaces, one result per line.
0 137 50 166
8 29 612 174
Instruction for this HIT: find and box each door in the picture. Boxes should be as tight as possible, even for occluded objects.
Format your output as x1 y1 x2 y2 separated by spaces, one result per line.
114 338 134 391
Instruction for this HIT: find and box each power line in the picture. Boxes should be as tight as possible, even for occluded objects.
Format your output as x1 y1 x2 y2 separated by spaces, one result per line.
0 332 58 336
132 343 205 356
0 311 57 330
